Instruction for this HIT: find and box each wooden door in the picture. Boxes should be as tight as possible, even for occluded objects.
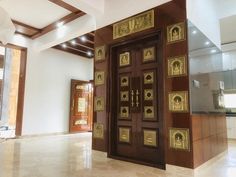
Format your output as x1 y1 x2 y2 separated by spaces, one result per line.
109 33 165 169
69 80 93 133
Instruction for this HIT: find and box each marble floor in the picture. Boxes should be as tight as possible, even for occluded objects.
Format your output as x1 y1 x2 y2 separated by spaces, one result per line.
0 133 235 177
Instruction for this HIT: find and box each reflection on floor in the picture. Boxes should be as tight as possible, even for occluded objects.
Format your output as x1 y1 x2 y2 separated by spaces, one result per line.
0 133 235 177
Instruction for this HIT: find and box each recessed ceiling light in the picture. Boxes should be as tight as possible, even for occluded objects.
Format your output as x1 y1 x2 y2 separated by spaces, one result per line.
71 40 76 45
56 22 64 28
192 30 197 35
205 41 210 45
87 51 92 56
61 43 67 48
80 36 87 42
211 49 217 53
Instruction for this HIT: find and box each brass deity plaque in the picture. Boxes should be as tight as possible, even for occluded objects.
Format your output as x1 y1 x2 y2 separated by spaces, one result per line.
169 128 190 151
119 127 131 143
144 130 157 147
143 47 155 62
144 106 154 119
168 91 188 112
167 22 186 44
95 71 105 86
120 91 129 101
144 89 154 101
120 106 129 118
94 97 105 112
120 76 129 87
95 45 105 62
119 52 130 67
168 56 187 77
93 123 104 139
144 72 154 84
113 10 154 39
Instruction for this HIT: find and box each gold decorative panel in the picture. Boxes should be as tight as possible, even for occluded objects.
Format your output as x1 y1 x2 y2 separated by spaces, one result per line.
113 10 154 39
75 119 87 125
168 56 187 77
167 22 186 44
144 89 153 101
119 52 130 67
144 130 157 147
95 45 105 62
144 106 154 119
120 91 129 101
143 47 155 62
93 123 104 139
120 107 129 118
95 71 105 86
120 76 129 87
94 97 105 112
169 128 190 151
119 127 131 143
168 91 188 112
144 72 154 84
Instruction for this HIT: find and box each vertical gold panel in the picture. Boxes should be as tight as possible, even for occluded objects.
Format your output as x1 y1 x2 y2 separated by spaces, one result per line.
168 55 187 77
119 52 130 67
144 106 154 119
95 45 106 62
144 130 157 147
120 76 129 87
119 127 131 143
95 71 105 86
120 91 129 101
144 89 154 101
94 97 105 112
168 91 189 112
93 123 104 139
144 72 154 84
167 22 186 44
120 106 129 118
169 128 190 151
143 46 155 62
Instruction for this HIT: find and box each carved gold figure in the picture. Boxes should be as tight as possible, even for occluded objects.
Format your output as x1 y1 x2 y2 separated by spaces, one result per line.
168 56 187 77
119 52 130 67
95 45 105 62
168 91 188 112
94 97 105 112
143 47 155 62
93 123 104 139
169 128 190 151
167 22 186 44
95 71 105 86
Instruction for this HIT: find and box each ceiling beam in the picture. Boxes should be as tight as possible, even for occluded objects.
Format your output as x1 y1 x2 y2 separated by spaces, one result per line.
48 0 79 13
12 20 41 37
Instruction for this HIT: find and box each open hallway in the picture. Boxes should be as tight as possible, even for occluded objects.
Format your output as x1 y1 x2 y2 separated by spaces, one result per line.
0 133 235 177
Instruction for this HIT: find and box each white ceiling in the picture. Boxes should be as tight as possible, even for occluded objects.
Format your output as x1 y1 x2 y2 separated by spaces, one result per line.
0 0 70 29
220 15 236 45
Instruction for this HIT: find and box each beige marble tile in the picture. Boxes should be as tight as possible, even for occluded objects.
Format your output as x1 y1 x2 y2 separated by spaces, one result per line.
0 133 235 177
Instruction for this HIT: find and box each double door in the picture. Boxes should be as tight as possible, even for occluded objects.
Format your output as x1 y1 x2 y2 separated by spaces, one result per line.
110 33 165 168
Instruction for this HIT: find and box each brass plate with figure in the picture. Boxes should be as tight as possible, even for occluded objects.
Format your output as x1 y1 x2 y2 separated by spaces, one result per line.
167 22 186 44
144 89 154 101
144 72 154 84
120 106 129 118
119 52 130 67
120 76 129 87
169 128 190 151
168 91 188 112
144 130 157 147
143 47 155 62
94 97 104 112
95 71 105 86
168 56 187 77
93 123 104 139
95 45 105 62
144 106 154 119
119 127 131 143
120 91 129 101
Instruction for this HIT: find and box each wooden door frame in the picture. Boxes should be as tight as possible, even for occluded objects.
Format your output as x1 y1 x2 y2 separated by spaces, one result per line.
69 79 94 133
0 43 27 136
107 31 165 168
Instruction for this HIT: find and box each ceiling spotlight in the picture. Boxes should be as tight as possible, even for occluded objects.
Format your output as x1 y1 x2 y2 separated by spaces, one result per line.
205 41 210 45
56 21 64 28
192 30 197 35
71 40 76 45
80 36 87 42
87 51 92 56
211 49 216 53
61 43 67 48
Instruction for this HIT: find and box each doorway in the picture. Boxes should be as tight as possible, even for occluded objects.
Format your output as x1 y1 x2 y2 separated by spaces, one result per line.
69 80 93 133
108 32 165 169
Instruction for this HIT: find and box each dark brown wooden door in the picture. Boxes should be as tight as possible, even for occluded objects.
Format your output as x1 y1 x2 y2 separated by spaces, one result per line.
69 80 93 133
109 33 165 169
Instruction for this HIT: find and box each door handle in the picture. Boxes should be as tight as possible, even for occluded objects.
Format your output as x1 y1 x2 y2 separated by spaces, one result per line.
131 90 134 107
136 90 139 107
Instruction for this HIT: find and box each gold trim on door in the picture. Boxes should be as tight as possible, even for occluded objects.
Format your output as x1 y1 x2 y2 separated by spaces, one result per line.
144 130 157 147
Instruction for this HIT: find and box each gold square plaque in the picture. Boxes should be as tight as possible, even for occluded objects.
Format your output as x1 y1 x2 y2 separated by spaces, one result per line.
95 71 105 86
119 127 131 143
120 106 129 118
144 106 154 119
169 128 190 151
168 56 187 77
144 72 154 84
143 47 155 62
144 89 154 101
113 10 154 39
120 76 129 87
95 45 105 62
119 52 130 67
144 130 157 147
93 123 104 139
94 97 104 112
120 91 129 101
167 22 186 44
168 91 188 112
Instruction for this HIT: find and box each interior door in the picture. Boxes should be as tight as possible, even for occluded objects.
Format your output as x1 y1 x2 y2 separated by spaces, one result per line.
69 80 93 133
110 33 165 168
